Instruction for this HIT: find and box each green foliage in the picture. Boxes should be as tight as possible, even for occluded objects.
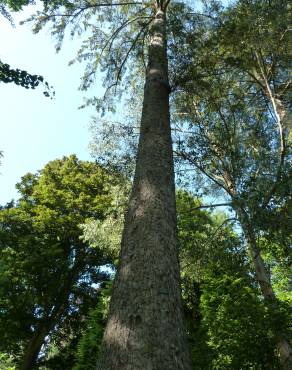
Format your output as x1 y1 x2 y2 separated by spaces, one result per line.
25 0 208 113
0 155 123 367
26 0 156 112
176 191 283 368
259 237 292 305
73 191 283 369
0 0 53 94
172 5 291 350
0 0 56 24
1 0 33 12
1 180 284 368
172 0 291 216
1 0 290 367
0 0 24 25
0 60 54 96
73 282 112 370
81 181 130 265
0 352 16 370
199 271 278 369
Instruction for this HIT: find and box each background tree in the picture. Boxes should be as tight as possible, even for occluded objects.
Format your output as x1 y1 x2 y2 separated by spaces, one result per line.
71 190 283 369
12 0 290 367
72 282 112 370
0 155 124 370
26 0 216 367
171 0 292 366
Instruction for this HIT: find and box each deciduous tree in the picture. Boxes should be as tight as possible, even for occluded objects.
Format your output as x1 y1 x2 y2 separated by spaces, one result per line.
172 0 292 366
0 155 122 370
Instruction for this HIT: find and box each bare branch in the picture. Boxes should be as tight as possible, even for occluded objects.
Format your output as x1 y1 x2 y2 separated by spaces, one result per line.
79 1 145 10
140 25 149 71
253 51 287 208
194 202 232 210
163 0 171 11
174 150 231 195
181 217 238 271
40 1 145 22
254 50 286 154
102 17 153 97
179 202 232 214
115 18 153 84
102 14 152 57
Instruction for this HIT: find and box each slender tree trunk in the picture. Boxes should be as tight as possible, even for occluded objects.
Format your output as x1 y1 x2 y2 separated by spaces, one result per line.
97 7 192 370
20 323 48 370
238 210 275 300
20 278 71 370
237 209 292 369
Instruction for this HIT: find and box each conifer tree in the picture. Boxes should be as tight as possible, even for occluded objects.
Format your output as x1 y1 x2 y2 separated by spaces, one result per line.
29 0 195 367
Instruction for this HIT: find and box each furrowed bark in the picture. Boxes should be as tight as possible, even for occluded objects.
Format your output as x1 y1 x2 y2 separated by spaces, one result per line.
97 7 192 370
238 209 292 369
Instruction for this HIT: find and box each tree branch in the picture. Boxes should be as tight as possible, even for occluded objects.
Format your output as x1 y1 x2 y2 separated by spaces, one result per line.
115 18 153 84
40 1 145 21
101 14 152 57
163 0 171 11
174 150 231 195
253 51 287 208
103 17 153 97
179 202 232 214
181 217 238 271
195 202 232 210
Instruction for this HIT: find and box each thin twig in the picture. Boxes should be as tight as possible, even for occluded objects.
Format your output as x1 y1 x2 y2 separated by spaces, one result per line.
163 0 171 11
181 217 238 270
102 11 151 57
179 202 232 214
140 25 149 71
174 150 231 195
254 50 287 208
115 18 153 87
41 2 145 21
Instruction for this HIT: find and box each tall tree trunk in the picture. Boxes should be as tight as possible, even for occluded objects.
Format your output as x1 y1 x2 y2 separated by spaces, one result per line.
237 208 292 369
97 7 192 370
20 323 48 370
20 278 71 370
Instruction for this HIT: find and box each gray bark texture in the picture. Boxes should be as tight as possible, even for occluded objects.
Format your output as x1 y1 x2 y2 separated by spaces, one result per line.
97 7 192 370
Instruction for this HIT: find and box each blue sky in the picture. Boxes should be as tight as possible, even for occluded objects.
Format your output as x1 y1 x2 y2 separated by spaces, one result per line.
0 6 102 204
0 1 231 205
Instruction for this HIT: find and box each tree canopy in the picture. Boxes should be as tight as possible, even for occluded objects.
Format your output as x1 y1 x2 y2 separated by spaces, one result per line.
1 0 291 368
0 155 126 369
